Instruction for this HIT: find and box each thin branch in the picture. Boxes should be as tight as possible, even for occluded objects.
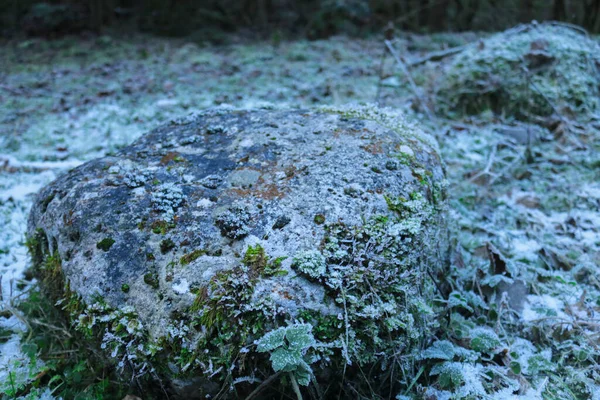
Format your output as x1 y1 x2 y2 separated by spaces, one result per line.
408 45 466 67
245 372 282 400
384 39 435 121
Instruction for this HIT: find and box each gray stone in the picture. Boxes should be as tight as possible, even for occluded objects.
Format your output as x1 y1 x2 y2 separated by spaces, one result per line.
27 105 449 397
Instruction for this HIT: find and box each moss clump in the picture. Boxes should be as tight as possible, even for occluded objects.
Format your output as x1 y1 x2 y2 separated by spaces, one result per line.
121 284 130 293
96 237 115 251
25 228 48 267
174 245 290 383
143 273 159 289
22 233 145 398
435 23 600 121
242 244 268 274
291 250 326 279
313 213 326 225
180 249 206 265
151 220 175 234
214 204 252 239
239 244 287 277
159 238 175 254
177 249 281 384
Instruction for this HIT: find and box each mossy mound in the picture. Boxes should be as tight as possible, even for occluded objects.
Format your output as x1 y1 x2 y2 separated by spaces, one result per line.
434 23 600 121
27 106 449 398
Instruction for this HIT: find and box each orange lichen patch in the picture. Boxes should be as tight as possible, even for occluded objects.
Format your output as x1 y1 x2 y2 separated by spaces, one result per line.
271 284 294 300
284 165 298 178
361 141 384 154
230 183 285 200
228 170 288 200
160 152 181 165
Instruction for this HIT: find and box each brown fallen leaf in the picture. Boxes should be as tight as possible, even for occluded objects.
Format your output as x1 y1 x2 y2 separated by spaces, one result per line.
516 194 540 209
486 242 509 276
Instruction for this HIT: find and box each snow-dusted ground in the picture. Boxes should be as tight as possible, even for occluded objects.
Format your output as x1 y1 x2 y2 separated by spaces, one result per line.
1 33 599 398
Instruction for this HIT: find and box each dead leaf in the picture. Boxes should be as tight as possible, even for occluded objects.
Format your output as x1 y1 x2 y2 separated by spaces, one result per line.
538 247 574 271
530 39 549 52
516 194 540 209
486 242 509 276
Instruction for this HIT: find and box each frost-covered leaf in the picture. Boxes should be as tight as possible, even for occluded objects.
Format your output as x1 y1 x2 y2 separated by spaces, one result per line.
509 361 521 374
269 347 302 372
481 274 513 287
526 353 555 375
430 362 465 389
430 362 488 398
463 291 490 311
285 323 314 351
295 366 312 386
256 327 286 352
420 340 456 360
292 250 327 279
447 291 474 312
470 327 501 353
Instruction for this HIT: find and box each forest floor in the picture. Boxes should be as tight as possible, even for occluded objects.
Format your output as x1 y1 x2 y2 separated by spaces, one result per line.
0 31 599 399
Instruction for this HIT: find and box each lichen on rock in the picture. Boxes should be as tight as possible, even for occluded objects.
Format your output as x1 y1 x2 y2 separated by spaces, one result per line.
292 250 327 279
434 22 600 121
27 106 449 398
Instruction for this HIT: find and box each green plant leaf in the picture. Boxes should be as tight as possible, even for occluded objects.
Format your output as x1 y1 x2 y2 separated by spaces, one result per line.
256 327 286 352
285 324 314 351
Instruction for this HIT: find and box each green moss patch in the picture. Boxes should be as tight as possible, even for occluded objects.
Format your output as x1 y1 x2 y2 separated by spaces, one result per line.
151 220 175 235
180 249 206 265
96 238 115 251
159 238 175 254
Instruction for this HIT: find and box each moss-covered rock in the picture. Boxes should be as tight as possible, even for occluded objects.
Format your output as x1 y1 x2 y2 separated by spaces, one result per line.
434 22 600 121
27 106 449 398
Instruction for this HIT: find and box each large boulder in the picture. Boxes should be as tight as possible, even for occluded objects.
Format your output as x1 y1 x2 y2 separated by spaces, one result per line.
27 106 449 398
434 22 600 122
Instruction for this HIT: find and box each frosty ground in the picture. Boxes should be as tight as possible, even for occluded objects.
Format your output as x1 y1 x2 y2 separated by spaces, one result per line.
0 31 599 399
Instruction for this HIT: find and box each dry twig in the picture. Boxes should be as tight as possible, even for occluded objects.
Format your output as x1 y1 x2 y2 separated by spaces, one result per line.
384 39 436 121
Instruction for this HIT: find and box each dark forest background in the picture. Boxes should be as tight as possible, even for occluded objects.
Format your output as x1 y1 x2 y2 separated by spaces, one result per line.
2 0 600 39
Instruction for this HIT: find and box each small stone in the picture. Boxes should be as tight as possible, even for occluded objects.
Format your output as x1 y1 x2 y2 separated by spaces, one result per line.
385 160 399 170
199 175 223 189
272 215 291 230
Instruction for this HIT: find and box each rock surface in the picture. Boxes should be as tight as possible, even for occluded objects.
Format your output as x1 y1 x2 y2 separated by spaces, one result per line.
27 106 449 397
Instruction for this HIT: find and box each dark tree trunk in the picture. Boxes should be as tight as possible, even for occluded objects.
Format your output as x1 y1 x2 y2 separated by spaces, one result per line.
457 0 479 31
428 0 450 31
553 0 567 21
584 0 600 31
89 0 103 33
520 0 534 23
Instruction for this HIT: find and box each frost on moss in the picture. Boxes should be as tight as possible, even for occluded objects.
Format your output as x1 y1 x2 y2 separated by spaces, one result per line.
310 204 441 366
292 250 327 279
214 203 253 239
435 22 600 121
151 183 184 220
320 103 440 151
